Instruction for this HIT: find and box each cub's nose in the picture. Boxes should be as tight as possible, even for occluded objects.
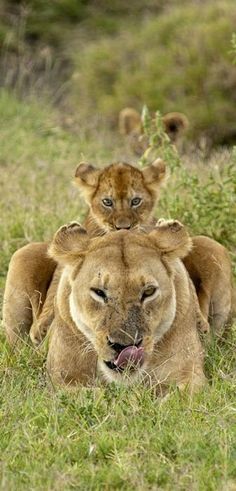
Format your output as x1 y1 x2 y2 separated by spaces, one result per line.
115 224 131 230
114 217 132 230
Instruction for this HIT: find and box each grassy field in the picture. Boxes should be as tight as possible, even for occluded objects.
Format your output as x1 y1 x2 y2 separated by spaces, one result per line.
0 90 236 490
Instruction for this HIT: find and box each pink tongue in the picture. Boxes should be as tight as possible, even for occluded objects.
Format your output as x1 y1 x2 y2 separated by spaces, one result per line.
114 346 144 369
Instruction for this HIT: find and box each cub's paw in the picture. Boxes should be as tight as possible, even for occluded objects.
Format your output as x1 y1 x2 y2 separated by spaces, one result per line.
151 218 191 258
58 221 85 234
156 218 184 233
49 221 89 265
54 221 87 242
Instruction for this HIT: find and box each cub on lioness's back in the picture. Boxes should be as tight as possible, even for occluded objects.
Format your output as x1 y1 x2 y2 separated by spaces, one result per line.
27 159 169 345
4 159 232 346
29 159 233 345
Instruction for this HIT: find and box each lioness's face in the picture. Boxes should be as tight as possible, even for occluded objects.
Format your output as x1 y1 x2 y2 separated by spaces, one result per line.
74 160 166 232
50 222 191 383
70 237 175 381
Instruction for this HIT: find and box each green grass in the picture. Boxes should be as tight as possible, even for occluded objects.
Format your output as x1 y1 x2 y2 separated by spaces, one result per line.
0 91 236 490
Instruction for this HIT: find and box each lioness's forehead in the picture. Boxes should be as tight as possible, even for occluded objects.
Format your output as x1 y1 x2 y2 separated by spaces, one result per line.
87 232 159 270
98 162 145 197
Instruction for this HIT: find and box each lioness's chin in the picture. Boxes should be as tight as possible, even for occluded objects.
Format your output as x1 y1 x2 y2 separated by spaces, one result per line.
98 359 146 385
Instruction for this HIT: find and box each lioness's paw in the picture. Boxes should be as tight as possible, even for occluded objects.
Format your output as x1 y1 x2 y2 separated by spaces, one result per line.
30 323 47 347
156 219 183 233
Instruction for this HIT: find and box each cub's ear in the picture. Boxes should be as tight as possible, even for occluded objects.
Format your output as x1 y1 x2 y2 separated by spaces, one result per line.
118 107 142 135
142 159 167 193
149 219 192 259
74 162 101 202
162 112 189 142
48 222 89 267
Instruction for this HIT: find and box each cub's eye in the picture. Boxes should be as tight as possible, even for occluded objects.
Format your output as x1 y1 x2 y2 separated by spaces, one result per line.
102 198 113 207
141 286 158 303
131 197 142 207
90 288 107 303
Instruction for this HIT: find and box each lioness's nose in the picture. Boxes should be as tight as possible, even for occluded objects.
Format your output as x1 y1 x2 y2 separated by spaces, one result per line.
107 337 143 354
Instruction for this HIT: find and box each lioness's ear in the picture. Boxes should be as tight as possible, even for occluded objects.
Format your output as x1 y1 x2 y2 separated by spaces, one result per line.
48 222 89 266
74 162 101 201
162 112 189 142
149 219 192 259
118 107 142 135
142 159 167 193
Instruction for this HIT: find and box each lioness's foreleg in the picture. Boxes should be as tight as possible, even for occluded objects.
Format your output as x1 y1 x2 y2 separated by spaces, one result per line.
47 317 97 386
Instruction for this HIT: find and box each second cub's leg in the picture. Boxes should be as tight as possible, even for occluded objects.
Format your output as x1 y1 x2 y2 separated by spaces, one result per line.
30 266 61 345
3 243 56 345
183 236 232 334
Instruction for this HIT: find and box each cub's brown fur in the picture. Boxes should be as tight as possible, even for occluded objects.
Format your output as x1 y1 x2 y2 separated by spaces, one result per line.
76 158 166 234
4 220 206 393
118 107 189 155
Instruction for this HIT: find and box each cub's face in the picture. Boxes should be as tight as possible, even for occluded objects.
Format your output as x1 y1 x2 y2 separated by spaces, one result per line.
49 221 191 383
74 160 166 232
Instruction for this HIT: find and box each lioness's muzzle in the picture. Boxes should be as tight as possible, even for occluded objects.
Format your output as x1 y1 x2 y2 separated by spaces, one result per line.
104 344 144 372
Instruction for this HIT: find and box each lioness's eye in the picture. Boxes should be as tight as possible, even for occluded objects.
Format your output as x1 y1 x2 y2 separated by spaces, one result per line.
141 286 157 302
131 197 142 207
102 198 113 207
90 288 107 303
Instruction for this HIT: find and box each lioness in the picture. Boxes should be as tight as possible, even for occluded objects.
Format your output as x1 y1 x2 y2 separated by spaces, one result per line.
4 220 206 393
118 107 189 155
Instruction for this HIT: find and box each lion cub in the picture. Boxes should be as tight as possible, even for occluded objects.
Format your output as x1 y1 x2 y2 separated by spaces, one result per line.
119 107 189 155
4 220 206 393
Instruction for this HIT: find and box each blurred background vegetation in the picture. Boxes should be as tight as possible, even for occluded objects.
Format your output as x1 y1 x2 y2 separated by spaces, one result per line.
0 0 236 146
0 6 236 489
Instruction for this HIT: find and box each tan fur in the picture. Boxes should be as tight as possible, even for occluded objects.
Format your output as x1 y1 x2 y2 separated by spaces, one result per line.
4 220 206 393
183 236 233 334
75 159 167 233
118 107 189 155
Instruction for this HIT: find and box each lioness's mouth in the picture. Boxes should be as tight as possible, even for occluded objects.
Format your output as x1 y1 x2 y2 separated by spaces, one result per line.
104 360 125 372
104 345 145 373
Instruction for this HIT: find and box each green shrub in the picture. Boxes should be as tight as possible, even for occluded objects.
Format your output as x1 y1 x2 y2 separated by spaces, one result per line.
71 0 236 145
